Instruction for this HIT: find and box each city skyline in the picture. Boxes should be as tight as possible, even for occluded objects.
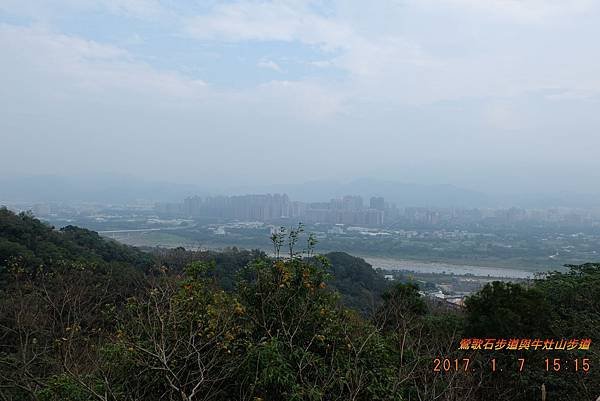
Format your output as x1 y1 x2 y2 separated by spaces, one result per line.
149 192 600 228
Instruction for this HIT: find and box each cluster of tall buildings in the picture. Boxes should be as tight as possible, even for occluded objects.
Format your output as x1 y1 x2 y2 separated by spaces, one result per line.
154 194 600 228
182 194 294 221
155 194 391 227
302 196 386 226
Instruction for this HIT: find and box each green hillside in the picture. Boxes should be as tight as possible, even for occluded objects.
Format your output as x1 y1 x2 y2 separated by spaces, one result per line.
0 207 153 270
0 208 598 401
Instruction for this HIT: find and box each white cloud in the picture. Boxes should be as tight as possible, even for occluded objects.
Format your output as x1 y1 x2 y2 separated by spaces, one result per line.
2 2 600 188
417 0 595 22
253 79 347 119
0 21 350 182
309 60 333 68
99 0 165 18
0 23 344 120
0 24 205 102
257 59 283 72
482 102 521 131
9 0 597 109
182 1 430 87
183 1 356 50
179 0 600 108
0 0 166 20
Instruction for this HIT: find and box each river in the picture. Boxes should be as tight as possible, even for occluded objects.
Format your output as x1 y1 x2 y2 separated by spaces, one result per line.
363 257 536 279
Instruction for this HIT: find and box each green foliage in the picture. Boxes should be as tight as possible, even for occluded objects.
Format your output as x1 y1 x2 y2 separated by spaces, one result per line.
36 374 97 401
462 266 600 401
235 256 401 401
154 246 391 313
1 209 599 401
464 281 552 338
538 263 600 337
381 283 427 317
323 252 391 313
0 207 152 273
154 246 264 291
376 283 468 400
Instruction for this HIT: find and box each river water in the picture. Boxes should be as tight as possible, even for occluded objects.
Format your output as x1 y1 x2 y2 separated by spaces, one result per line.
364 257 536 279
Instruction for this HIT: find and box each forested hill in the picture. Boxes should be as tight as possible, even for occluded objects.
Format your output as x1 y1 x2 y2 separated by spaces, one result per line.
324 251 390 311
152 246 391 312
1 207 599 400
0 208 389 310
0 207 153 270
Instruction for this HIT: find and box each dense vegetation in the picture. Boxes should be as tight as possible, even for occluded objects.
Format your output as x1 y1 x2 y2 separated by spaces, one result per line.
0 208 598 400
0 208 153 271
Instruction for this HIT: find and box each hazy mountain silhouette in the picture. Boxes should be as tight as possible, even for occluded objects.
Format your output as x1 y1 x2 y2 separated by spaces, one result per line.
0 174 206 203
3 175 599 209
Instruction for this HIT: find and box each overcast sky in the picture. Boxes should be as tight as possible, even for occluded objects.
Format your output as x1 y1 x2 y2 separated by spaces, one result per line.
2 0 600 194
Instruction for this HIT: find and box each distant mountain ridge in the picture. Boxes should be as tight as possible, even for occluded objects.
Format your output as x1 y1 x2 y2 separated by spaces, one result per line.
0 174 206 203
2 174 599 209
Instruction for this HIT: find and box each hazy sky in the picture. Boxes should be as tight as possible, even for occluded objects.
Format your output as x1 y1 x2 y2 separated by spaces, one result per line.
2 0 600 194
